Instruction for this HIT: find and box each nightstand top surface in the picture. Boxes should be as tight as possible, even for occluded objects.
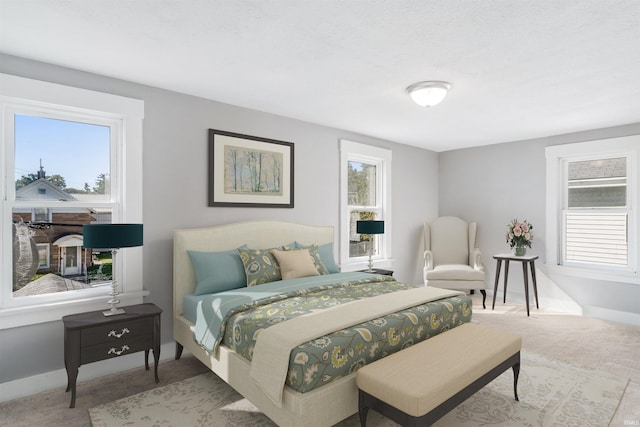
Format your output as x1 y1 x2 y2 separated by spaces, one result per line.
62 303 161 328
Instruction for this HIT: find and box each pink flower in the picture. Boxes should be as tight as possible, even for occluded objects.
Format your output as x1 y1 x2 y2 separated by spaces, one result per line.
507 219 534 247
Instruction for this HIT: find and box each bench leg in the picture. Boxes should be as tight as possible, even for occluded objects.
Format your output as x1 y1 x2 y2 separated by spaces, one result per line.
358 391 369 427
512 361 520 401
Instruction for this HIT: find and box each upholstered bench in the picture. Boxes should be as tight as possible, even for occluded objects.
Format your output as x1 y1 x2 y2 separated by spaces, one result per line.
356 322 522 426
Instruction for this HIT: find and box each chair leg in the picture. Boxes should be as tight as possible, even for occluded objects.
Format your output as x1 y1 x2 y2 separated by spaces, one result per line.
480 290 487 309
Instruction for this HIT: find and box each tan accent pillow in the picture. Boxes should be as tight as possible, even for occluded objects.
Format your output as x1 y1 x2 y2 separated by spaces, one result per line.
272 248 320 280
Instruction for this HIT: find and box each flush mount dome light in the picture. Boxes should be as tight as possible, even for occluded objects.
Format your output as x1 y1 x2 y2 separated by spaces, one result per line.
406 81 452 107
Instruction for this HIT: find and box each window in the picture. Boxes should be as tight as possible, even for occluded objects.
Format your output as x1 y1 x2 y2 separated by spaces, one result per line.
564 157 628 266
546 136 639 282
32 207 51 223
12 115 111 288
340 140 392 269
0 73 144 328
36 243 50 269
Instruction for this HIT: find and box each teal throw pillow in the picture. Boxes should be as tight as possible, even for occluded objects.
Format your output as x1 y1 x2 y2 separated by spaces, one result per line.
188 245 248 295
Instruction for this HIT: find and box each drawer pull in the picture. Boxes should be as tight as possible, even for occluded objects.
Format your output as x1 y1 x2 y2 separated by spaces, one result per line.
107 345 130 356
108 328 130 338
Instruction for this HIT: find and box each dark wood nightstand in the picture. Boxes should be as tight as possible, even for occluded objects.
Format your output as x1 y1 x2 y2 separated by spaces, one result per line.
62 303 162 408
358 268 394 276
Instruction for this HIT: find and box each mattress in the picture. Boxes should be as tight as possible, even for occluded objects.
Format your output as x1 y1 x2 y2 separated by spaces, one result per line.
183 292 205 324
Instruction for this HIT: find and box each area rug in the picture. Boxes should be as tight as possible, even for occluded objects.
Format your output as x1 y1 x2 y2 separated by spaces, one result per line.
89 351 628 427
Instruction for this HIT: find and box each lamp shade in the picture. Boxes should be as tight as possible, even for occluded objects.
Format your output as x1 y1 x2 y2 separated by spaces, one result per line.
83 224 143 249
356 220 385 235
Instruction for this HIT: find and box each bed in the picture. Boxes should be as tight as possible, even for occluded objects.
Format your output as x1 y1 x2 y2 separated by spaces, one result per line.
173 221 472 426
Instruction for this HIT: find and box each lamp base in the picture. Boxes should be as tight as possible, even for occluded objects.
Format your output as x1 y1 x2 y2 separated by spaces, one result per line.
103 307 126 317
367 247 374 273
104 258 124 316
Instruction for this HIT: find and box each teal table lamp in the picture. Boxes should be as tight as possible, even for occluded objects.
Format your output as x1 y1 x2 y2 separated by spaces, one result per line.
83 223 143 316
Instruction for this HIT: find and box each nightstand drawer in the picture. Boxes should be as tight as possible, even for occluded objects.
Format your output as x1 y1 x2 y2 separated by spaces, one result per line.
81 334 153 364
81 318 152 347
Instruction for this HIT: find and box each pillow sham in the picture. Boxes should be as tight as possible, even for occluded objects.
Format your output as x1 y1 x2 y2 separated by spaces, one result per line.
295 242 340 274
237 247 282 286
188 245 247 295
272 249 320 280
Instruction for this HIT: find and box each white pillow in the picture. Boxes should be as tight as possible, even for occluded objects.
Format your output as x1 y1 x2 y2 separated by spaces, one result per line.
272 249 320 280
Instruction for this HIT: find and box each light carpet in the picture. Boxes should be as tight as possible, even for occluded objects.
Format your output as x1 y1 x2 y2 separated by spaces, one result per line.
89 352 628 427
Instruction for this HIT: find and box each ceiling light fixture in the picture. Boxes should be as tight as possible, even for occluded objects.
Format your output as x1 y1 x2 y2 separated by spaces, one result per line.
406 81 452 107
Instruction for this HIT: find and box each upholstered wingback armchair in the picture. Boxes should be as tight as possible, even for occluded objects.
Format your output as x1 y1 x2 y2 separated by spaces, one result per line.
423 216 487 308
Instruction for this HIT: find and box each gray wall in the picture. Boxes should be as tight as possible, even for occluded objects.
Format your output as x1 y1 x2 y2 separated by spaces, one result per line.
438 124 640 318
0 54 438 383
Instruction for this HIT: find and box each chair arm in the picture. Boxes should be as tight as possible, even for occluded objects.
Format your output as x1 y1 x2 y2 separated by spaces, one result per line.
424 250 434 271
423 250 434 285
470 248 485 272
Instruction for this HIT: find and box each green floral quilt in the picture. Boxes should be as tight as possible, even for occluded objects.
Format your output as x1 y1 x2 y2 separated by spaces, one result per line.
220 275 472 393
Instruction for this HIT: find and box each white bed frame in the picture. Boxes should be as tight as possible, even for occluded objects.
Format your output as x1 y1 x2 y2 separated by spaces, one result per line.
173 221 359 427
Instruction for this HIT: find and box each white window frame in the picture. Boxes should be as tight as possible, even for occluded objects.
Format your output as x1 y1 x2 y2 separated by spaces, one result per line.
0 73 145 328
339 140 392 270
545 135 639 284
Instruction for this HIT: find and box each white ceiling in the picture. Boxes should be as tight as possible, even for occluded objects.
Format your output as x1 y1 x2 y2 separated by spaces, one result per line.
1 0 639 152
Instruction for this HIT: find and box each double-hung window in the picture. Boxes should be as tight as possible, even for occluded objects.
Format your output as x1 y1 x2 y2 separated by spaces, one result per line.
546 136 639 282
339 140 392 270
0 74 144 328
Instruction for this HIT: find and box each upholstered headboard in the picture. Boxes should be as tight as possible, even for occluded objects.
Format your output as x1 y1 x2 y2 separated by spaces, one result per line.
173 221 334 317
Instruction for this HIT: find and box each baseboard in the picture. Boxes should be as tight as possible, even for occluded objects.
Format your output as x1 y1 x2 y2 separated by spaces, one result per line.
582 305 640 327
489 290 582 315
0 342 180 403
489 290 640 327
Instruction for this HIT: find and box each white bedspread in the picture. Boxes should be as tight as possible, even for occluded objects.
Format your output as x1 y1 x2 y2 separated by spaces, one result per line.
249 285 462 406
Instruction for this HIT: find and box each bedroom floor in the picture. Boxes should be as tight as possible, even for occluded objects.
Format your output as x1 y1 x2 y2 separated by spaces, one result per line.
2 294 639 427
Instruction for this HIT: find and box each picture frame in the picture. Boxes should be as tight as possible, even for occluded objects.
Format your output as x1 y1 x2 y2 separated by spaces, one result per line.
208 129 294 208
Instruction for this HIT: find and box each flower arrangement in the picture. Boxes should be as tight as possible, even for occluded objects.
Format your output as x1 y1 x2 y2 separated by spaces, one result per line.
506 219 534 249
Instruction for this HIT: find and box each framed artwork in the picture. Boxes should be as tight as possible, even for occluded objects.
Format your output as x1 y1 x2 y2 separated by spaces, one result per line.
208 129 294 208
